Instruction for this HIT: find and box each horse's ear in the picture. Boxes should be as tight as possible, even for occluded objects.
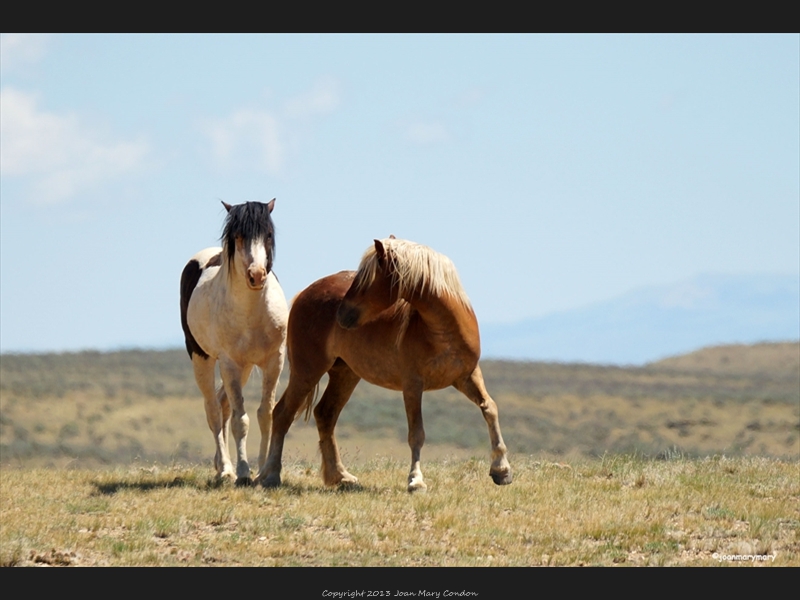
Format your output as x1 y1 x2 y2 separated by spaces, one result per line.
221 201 232 213
374 239 386 264
389 234 396 239
267 198 276 213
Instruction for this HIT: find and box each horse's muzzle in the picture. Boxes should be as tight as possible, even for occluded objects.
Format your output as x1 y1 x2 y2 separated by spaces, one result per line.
247 266 267 290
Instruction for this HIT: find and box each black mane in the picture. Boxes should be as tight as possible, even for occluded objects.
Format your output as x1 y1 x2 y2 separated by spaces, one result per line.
221 201 276 272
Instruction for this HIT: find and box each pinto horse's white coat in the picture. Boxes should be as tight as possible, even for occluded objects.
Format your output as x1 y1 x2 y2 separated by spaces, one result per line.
183 202 288 485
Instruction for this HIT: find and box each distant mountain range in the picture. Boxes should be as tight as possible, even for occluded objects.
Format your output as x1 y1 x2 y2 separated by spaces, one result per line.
479 273 800 366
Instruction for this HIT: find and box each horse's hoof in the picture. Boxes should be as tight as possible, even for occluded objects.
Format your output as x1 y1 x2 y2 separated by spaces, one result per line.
339 472 359 486
323 469 359 487
325 478 359 489
491 470 513 486
407 480 428 493
337 480 361 492
259 474 281 489
235 476 253 487
217 472 236 485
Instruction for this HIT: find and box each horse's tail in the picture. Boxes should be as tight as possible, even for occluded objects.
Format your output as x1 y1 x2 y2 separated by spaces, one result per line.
297 383 321 423
180 259 209 359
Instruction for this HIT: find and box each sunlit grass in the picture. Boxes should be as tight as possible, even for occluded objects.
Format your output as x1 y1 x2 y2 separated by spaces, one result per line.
1 455 797 567
2 345 797 567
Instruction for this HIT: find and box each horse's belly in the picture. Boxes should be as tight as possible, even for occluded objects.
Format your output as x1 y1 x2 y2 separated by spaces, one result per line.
349 363 463 393
339 346 469 392
340 351 403 390
355 369 405 391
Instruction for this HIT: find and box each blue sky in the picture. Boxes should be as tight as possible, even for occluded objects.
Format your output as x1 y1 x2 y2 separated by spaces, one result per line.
1 34 798 354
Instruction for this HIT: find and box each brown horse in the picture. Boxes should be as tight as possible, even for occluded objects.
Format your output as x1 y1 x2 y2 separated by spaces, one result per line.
259 237 512 492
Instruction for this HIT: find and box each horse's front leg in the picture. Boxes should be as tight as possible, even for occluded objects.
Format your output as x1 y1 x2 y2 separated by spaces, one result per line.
454 365 512 486
219 359 253 486
254 348 285 482
260 374 320 488
193 355 235 482
403 382 427 493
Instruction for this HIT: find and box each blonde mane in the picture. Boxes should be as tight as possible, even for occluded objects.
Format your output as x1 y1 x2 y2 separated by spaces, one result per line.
353 238 472 308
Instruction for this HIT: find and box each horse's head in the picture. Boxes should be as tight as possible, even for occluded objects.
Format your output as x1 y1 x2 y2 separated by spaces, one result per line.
337 238 399 329
337 236 471 330
222 199 276 291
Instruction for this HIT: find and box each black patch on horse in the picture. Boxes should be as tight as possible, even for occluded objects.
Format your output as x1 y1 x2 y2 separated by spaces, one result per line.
180 256 219 359
222 201 276 275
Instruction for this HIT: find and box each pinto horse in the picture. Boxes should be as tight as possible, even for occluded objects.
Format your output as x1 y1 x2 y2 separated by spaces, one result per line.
261 237 512 492
180 199 288 485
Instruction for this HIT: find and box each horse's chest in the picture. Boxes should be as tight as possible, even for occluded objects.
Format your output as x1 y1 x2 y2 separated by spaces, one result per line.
421 352 475 390
408 328 478 390
222 312 281 346
188 290 285 361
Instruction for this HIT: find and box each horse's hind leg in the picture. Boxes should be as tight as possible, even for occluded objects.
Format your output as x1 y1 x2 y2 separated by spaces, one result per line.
454 365 513 486
193 355 235 482
403 382 427 493
314 361 361 487
219 358 254 486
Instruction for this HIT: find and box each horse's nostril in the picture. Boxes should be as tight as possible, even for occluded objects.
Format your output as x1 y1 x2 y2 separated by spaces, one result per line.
247 266 267 289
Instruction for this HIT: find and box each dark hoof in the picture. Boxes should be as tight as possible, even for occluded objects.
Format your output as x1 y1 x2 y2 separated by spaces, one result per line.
491 471 513 485
235 476 253 487
259 474 281 489
337 480 362 492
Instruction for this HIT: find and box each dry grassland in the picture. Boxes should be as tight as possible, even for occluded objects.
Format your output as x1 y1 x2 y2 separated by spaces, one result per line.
1 455 798 567
1 342 798 568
